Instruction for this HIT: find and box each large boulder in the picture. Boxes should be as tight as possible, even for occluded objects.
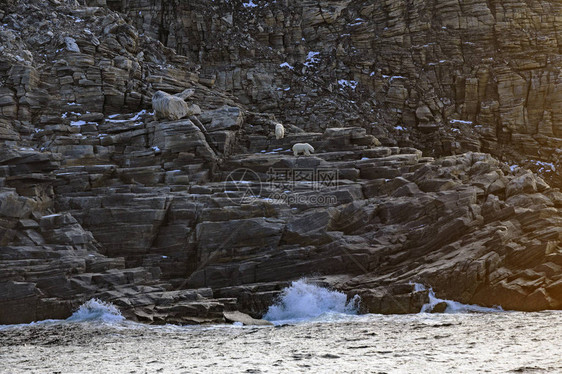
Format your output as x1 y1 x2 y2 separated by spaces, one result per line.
152 90 190 121
199 106 244 132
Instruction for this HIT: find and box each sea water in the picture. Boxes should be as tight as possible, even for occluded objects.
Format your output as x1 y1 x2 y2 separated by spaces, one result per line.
0 280 561 373
263 279 360 324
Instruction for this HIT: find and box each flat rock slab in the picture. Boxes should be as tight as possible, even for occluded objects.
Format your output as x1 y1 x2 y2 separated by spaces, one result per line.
223 310 273 326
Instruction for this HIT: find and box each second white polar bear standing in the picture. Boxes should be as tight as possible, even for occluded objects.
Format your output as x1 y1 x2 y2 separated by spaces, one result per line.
292 143 315 156
275 123 285 139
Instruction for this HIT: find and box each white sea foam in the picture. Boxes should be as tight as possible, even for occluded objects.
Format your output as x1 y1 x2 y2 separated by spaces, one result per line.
263 279 360 324
66 299 125 323
414 283 503 313
0 299 124 330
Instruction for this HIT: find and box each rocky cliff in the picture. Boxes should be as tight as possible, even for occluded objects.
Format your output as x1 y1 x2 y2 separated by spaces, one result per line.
0 0 561 324
114 0 562 186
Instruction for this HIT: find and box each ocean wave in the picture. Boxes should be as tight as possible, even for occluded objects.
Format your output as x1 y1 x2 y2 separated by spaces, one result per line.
263 279 360 324
66 298 125 323
414 283 504 313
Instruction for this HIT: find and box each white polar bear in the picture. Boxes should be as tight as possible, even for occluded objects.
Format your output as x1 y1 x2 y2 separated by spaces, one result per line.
292 143 315 156
275 123 285 140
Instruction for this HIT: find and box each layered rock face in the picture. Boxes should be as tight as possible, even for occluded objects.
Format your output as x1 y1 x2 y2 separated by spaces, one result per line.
115 0 562 185
0 0 561 324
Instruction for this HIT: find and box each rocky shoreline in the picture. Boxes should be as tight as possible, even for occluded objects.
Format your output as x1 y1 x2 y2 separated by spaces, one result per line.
0 0 561 325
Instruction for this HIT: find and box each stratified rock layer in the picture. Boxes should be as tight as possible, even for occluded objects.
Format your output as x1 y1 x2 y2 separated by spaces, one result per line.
115 0 562 185
0 0 561 324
